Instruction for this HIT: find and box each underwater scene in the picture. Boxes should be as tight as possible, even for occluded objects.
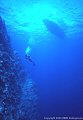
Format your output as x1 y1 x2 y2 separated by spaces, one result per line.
0 0 83 119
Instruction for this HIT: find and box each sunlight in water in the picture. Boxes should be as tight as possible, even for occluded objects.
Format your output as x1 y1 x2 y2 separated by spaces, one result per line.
0 0 82 45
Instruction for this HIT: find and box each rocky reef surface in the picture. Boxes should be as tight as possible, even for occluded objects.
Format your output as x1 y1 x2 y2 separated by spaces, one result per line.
0 17 39 120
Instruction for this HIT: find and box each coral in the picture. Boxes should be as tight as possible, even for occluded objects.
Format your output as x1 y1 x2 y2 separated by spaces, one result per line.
19 79 40 120
0 16 39 120
0 17 25 120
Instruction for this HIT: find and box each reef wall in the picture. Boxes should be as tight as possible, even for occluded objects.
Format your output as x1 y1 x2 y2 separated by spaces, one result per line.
0 17 39 120
0 16 25 119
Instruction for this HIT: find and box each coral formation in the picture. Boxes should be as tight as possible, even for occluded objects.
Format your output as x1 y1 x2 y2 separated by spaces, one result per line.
0 17 24 120
0 17 39 120
19 79 40 120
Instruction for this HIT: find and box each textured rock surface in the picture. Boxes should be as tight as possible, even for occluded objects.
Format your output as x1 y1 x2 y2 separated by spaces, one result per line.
0 17 25 120
0 17 39 120
19 79 40 120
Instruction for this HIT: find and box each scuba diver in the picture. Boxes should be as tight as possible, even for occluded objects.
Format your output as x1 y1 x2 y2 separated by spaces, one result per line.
25 46 36 66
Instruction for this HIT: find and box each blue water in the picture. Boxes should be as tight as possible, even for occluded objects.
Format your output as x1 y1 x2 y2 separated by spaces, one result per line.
0 0 83 119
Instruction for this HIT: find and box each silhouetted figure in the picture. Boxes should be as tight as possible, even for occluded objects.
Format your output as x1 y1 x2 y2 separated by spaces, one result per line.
43 19 66 39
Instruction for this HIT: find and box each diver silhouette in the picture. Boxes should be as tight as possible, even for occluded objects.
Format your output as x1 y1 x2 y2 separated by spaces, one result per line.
25 54 36 66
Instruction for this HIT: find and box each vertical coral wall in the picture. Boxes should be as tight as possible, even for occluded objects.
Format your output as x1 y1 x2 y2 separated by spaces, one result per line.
0 17 39 120
0 16 24 119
